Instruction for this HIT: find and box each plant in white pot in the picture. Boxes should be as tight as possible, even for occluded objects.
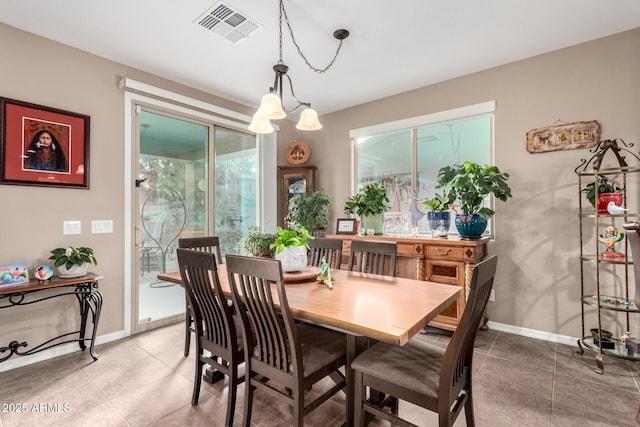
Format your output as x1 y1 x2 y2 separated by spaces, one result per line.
269 226 313 272
344 181 389 235
436 161 512 238
49 246 97 278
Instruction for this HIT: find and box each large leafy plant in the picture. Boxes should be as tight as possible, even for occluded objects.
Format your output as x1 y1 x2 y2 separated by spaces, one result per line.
436 161 512 219
286 189 333 231
269 226 314 254
343 181 389 217
49 246 98 270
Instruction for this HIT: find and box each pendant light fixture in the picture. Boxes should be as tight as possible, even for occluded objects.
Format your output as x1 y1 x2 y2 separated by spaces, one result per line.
249 0 349 134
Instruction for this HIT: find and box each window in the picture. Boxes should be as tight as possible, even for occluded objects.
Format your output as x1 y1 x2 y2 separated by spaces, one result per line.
350 101 494 234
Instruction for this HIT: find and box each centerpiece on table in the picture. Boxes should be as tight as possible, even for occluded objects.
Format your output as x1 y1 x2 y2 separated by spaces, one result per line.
49 246 98 278
270 226 313 272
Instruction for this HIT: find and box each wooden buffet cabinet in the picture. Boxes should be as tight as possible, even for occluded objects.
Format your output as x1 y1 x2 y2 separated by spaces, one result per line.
326 234 489 331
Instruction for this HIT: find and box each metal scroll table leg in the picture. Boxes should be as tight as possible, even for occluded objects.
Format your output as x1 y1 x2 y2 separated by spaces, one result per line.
595 352 604 374
87 291 103 360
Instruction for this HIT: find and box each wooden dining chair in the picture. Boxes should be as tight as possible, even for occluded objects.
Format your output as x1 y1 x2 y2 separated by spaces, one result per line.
178 236 223 357
352 255 498 427
307 237 343 269
347 239 397 277
176 248 244 427
623 222 640 309
225 254 347 427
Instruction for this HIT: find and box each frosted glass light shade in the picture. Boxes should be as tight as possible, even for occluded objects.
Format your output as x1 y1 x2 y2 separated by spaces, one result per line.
248 113 274 134
296 108 322 131
259 93 286 120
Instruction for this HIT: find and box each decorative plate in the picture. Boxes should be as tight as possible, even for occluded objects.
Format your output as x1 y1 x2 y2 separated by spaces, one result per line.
285 141 310 165
283 266 320 283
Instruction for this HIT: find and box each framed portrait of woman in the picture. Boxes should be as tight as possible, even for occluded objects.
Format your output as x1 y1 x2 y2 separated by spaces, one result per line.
0 97 90 188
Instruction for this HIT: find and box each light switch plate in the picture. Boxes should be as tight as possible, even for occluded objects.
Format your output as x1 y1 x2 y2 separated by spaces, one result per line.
92 220 113 234
63 220 81 235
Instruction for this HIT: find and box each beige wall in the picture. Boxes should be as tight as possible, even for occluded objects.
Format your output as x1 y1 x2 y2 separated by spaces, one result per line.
0 23 253 364
280 28 640 336
1 22 638 368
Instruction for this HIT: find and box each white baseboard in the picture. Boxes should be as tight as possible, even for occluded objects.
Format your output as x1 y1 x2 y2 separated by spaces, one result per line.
487 321 579 347
0 330 127 373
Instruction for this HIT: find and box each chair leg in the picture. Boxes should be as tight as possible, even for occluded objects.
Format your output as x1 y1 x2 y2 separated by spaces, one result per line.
464 387 475 427
293 387 304 427
242 378 254 427
192 353 203 406
226 364 238 427
354 371 364 427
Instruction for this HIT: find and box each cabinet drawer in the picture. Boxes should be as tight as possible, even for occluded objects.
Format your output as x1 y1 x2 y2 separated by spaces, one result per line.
425 246 465 260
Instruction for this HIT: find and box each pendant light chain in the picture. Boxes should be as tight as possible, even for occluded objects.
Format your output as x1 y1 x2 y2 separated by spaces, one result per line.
278 0 345 74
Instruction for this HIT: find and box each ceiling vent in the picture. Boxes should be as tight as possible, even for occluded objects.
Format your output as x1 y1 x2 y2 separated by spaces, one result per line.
195 1 261 43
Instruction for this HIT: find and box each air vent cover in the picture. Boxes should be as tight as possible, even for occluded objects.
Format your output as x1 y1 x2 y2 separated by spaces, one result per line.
195 1 261 43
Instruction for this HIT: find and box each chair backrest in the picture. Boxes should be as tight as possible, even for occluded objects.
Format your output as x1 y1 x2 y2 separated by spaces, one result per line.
622 222 640 308
308 237 343 269
176 248 237 353
178 236 223 264
347 239 397 276
440 255 497 408
225 254 301 376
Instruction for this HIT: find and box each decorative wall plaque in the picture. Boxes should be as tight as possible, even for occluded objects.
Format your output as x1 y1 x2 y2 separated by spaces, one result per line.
526 120 600 154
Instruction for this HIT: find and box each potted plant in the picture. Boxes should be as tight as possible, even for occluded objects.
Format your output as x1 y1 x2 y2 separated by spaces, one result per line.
286 189 333 236
582 176 623 214
423 192 452 234
270 226 314 272
49 246 98 278
436 161 512 238
242 226 277 257
343 181 389 235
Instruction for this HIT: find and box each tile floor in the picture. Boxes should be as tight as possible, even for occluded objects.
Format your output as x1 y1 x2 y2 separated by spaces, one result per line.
1 323 639 427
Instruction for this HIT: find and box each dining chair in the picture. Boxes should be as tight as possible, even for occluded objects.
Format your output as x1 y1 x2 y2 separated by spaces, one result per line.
178 236 223 357
622 222 640 309
347 239 397 277
175 248 244 427
307 237 343 269
225 254 347 427
627 222 640 425
352 255 498 427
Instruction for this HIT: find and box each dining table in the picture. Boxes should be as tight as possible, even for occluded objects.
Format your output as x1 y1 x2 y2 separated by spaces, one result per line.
158 264 461 427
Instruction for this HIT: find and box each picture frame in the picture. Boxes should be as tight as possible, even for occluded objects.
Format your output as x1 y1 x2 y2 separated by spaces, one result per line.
0 97 90 188
383 212 412 235
0 263 28 286
336 218 357 235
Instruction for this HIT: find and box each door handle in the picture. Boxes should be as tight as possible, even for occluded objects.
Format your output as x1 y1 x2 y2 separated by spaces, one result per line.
435 247 450 255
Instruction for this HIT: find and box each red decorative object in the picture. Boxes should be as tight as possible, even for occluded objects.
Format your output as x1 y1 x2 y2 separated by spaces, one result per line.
597 193 623 214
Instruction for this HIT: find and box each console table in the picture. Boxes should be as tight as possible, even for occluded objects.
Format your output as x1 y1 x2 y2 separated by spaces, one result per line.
0 273 103 362
327 234 488 331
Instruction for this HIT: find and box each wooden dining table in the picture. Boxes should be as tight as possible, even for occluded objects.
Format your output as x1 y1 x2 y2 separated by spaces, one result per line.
158 264 460 427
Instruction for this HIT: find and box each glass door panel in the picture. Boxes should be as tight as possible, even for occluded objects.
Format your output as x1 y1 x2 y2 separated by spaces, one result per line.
214 128 257 256
136 109 209 327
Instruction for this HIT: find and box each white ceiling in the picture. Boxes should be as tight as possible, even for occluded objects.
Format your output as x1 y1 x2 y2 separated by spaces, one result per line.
2 0 640 119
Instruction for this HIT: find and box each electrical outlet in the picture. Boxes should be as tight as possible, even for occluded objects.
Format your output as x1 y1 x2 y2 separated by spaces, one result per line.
63 220 81 235
92 220 113 234
489 289 495 302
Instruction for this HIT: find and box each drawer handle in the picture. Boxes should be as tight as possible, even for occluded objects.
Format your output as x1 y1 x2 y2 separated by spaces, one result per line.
435 247 450 255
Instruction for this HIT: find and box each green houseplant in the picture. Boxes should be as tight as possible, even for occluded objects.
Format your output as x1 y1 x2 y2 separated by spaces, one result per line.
423 192 452 233
270 226 314 272
49 246 97 278
582 176 622 213
286 189 333 235
242 226 277 257
343 181 389 234
436 161 512 238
